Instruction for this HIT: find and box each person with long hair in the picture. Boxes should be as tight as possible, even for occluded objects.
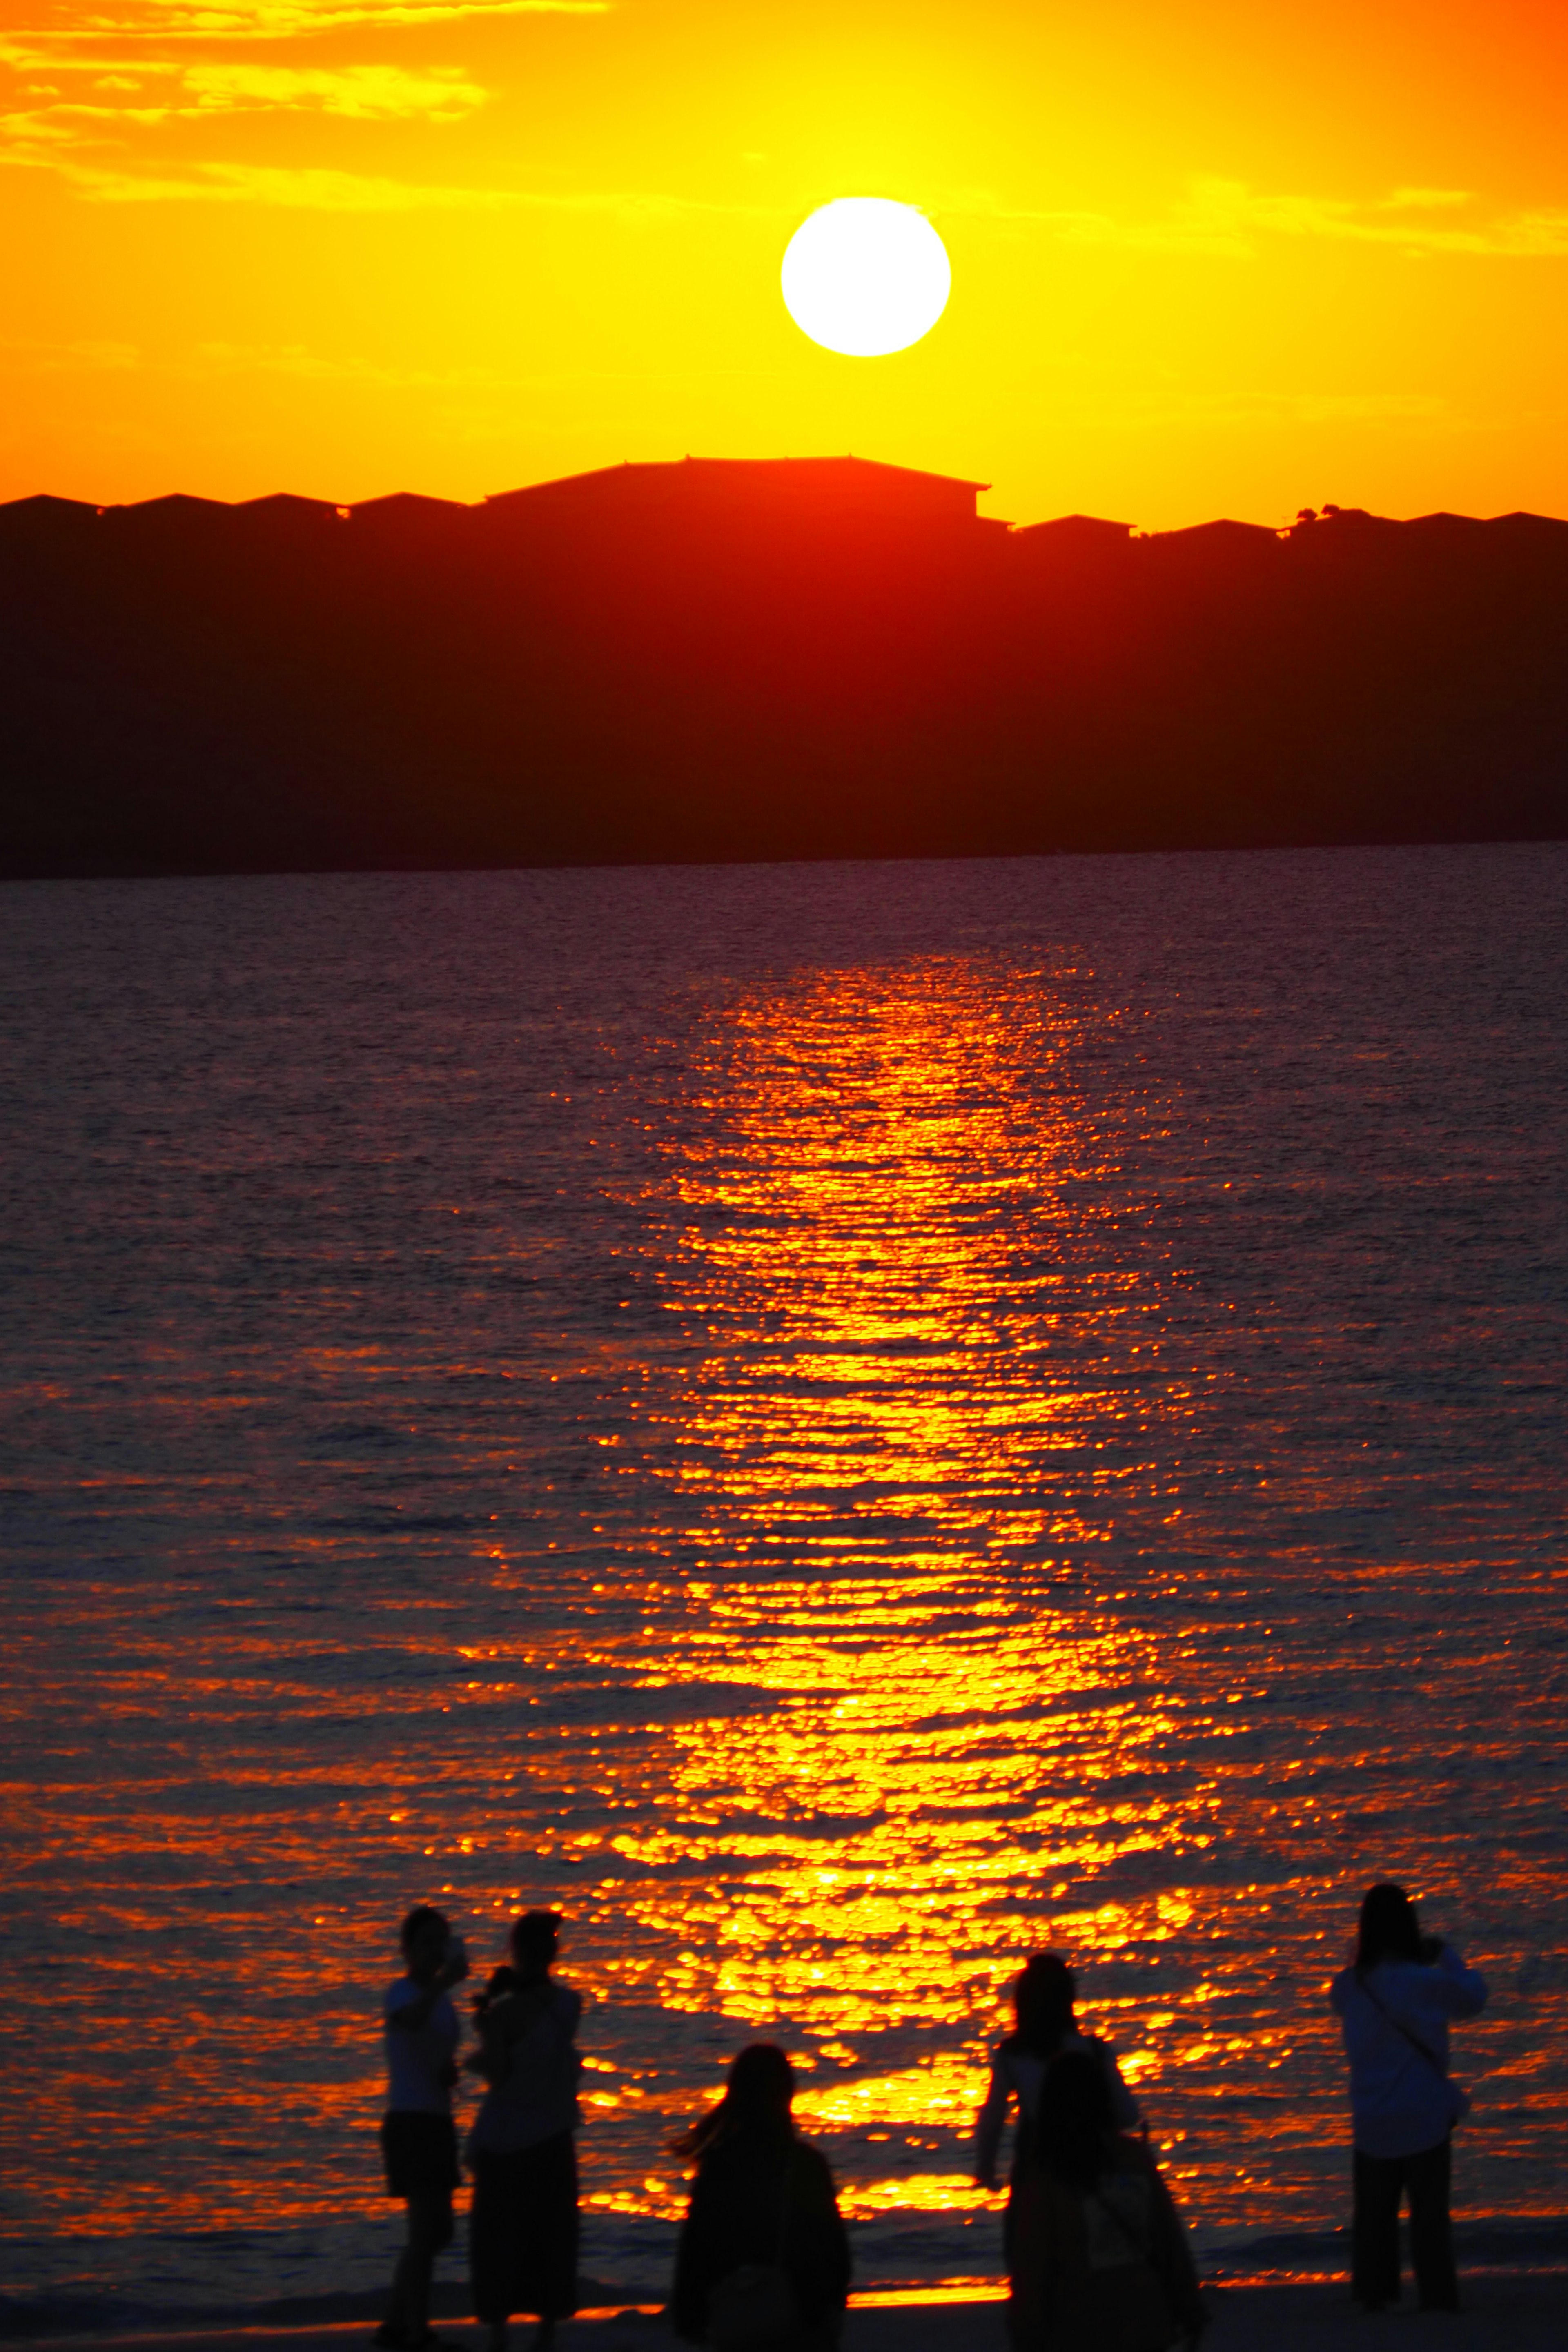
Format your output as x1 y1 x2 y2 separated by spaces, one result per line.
670 2043 851 2350
1004 2048 1203 2352
1330 1882 1488 2313
465 1912 583 2352
973 1953 1141 2199
378 1905 470 2350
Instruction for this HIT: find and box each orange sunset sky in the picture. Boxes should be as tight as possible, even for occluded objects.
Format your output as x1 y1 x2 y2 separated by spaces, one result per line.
4 0 1568 527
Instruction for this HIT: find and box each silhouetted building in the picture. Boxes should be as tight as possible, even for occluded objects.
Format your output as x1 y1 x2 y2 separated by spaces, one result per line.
485 454 1002 533
2 461 1566 877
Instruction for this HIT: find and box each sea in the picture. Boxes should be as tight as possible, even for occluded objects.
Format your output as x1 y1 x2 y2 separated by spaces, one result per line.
1 844 1564 2330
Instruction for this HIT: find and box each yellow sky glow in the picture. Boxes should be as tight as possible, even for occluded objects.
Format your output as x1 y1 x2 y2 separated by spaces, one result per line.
4 0 1568 524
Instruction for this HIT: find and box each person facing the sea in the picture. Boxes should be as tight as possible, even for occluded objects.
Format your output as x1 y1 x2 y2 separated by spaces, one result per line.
999 2047 1204 2352
379 1905 470 2350
973 1953 1141 2199
1331 1881 1488 2313
465 1911 583 2352
670 2042 851 2350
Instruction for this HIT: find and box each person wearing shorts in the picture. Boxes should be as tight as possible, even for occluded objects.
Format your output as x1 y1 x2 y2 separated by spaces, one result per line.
379 1905 470 2349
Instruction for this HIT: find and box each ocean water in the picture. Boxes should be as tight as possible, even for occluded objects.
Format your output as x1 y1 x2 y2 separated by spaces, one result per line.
1 845 1564 2324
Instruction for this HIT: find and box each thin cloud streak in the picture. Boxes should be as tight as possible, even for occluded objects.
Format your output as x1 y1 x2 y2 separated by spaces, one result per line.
18 154 755 217
0 53 489 123
11 0 606 40
948 176 1568 260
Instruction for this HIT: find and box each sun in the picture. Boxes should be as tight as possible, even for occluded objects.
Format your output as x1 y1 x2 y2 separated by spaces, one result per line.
781 199 951 359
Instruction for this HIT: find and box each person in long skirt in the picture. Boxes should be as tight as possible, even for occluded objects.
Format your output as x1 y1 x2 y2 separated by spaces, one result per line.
465 1911 582 2352
1331 1883 1488 2312
998 2048 1203 2352
973 1951 1142 2272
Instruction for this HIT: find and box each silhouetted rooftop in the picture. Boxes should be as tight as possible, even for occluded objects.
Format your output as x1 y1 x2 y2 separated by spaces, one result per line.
486 454 994 525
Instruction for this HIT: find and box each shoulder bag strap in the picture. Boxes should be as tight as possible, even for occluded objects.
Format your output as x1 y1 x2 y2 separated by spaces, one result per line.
1356 1974 1450 2081
1086 2179 1150 2263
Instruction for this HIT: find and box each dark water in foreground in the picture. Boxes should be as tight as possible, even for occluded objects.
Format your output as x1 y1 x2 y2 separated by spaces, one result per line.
1 846 1564 2321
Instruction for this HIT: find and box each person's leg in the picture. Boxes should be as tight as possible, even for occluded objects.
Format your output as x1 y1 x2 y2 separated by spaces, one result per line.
470 2150 510 2351
1351 2149 1403 2308
1407 2137 1460 2312
512 2134 579 2335
393 2188 452 2345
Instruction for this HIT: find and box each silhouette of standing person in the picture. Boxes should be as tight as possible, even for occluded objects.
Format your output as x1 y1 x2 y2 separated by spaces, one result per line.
466 1911 583 2352
973 1953 1141 2204
1331 1882 1488 2312
1001 2047 1203 2352
379 1905 470 2349
670 2043 851 2350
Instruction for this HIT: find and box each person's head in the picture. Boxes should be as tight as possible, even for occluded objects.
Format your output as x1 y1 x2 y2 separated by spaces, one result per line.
509 1910 562 1981
1033 2047 1116 2190
670 2042 796 2164
1013 1953 1077 2057
400 1904 450 1982
1356 1883 1422 1970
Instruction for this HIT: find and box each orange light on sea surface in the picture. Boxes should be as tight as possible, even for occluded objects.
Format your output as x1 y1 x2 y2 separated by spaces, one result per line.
8 890 1552 2264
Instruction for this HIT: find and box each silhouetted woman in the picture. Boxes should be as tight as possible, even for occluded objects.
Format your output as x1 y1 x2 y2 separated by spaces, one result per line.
466 1911 583 2352
1003 2048 1203 2352
1331 1882 1487 2313
973 1953 1141 2200
670 2043 851 2350
379 1905 470 2350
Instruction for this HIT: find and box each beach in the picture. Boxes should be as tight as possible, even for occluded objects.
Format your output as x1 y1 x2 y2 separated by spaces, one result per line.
16 2279 1564 2352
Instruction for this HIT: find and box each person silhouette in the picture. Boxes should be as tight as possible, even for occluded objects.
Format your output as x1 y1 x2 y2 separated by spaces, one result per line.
973 1953 1141 2196
1331 1882 1488 2312
465 1911 583 2352
670 2043 851 2350
378 1905 470 2350
1002 2047 1204 2352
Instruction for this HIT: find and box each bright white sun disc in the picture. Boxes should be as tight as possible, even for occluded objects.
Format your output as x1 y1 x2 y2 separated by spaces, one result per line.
781 198 951 357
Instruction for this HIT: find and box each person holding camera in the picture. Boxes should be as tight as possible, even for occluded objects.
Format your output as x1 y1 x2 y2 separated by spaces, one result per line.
465 1911 584 2352
1331 1882 1488 2313
379 1905 471 2350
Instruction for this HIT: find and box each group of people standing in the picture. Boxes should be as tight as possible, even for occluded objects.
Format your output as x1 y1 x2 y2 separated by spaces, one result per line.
378 1881 1487 2351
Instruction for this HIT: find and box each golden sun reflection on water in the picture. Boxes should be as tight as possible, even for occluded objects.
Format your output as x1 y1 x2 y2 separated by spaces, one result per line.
6 867 1564 2297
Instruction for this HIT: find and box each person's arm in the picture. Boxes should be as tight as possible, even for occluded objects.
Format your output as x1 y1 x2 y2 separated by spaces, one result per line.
801 2149 852 2312
1428 1945 1488 2019
391 1947 470 2034
670 2172 719 2344
971 2054 1010 2189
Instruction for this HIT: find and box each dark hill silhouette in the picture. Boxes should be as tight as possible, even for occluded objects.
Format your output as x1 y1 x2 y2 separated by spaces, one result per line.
2 454 1564 876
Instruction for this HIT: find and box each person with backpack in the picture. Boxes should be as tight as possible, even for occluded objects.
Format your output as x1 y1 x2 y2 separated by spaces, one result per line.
465 1911 584 2352
1000 2047 1204 2352
1331 1882 1488 2313
973 1953 1141 2202
670 2043 851 2351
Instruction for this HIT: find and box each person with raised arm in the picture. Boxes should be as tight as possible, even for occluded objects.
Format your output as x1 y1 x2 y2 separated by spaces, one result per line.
465 1911 583 2352
1331 1882 1488 2313
379 1905 470 2350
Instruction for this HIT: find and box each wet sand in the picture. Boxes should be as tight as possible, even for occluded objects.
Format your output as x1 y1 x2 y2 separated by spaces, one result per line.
19 2276 1564 2352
